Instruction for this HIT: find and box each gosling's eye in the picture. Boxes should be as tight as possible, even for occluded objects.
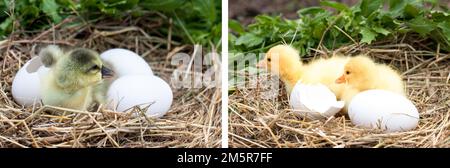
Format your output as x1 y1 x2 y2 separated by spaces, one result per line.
346 71 350 75
88 65 100 72
267 58 271 62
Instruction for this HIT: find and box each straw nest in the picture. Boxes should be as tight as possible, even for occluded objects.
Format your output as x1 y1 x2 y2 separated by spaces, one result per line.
229 38 450 148
0 15 221 148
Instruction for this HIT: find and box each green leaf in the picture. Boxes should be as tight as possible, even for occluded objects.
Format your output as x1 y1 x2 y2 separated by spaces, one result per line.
407 16 436 36
360 27 377 44
229 19 244 34
192 0 217 25
320 1 349 12
312 21 326 39
298 7 325 15
41 0 61 23
404 4 420 18
373 26 390 36
388 0 407 17
360 0 383 17
140 0 186 11
235 33 264 48
0 17 12 30
229 33 237 44
437 21 450 41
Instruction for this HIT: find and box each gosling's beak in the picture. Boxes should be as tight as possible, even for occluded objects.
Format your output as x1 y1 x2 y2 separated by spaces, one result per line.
101 66 114 79
256 60 266 68
335 74 346 84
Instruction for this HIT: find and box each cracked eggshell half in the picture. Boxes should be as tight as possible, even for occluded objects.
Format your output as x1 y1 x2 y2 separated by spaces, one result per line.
12 57 49 107
290 81 344 120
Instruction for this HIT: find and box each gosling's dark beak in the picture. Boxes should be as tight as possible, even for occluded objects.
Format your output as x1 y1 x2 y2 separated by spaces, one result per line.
101 66 114 79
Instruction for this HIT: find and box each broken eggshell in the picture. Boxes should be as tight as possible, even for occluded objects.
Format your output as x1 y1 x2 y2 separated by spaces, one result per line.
289 81 344 120
12 57 49 107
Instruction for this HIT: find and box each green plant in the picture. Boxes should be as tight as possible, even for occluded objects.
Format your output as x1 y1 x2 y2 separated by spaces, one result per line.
141 0 221 45
0 0 221 46
230 0 450 56
0 0 74 38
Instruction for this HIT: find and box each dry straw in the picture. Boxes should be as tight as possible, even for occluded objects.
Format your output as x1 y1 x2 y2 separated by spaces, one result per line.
229 38 450 148
0 15 221 148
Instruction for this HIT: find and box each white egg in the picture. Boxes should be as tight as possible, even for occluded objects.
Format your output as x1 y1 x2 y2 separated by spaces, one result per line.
290 81 345 120
12 57 49 107
348 90 419 132
106 75 173 118
100 48 153 77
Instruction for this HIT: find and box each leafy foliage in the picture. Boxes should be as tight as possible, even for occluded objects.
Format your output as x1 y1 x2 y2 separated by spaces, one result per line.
230 0 450 56
0 0 72 38
0 0 221 46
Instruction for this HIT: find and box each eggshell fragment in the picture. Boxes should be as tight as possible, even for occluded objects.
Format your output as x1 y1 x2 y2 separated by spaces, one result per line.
100 48 153 77
12 57 49 107
290 81 344 120
348 90 419 132
106 75 173 118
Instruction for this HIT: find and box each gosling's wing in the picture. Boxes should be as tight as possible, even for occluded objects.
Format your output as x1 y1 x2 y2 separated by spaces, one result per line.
39 45 65 67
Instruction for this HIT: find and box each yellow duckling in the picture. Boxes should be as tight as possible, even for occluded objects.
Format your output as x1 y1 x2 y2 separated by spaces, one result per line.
256 44 349 98
336 55 405 108
39 45 113 111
